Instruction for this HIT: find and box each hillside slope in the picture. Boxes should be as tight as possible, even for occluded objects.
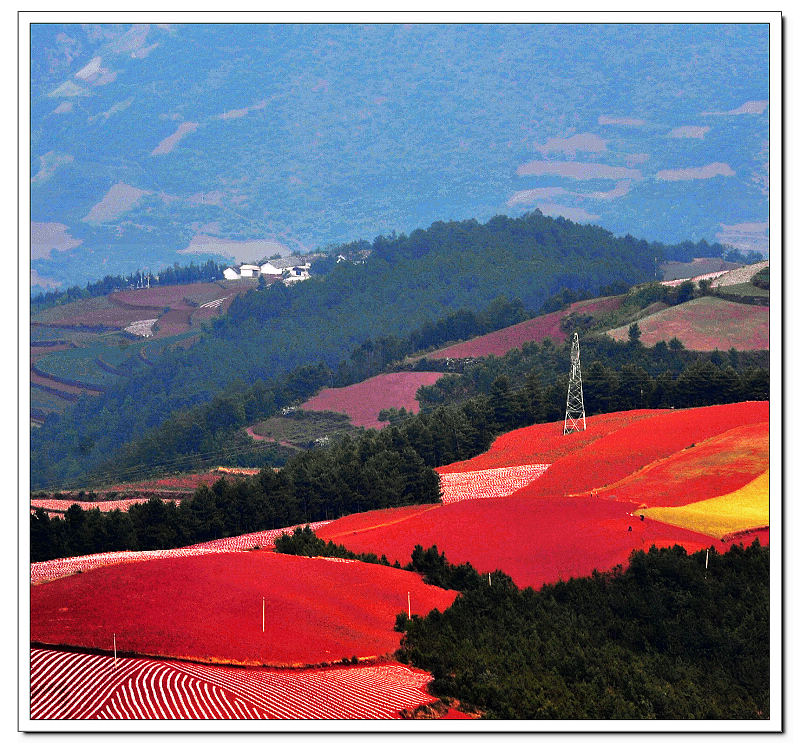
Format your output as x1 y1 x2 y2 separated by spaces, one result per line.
32 213 709 488
605 296 769 350
317 402 769 588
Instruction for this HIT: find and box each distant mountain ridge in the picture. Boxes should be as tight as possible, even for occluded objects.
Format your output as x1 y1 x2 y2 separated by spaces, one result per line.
30 23 769 293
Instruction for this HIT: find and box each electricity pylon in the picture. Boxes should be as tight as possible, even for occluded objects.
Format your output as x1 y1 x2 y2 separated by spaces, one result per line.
563 332 586 435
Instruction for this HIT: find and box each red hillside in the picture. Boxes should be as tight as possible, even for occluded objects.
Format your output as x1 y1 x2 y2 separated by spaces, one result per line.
421 295 624 360
317 493 763 591
521 402 768 497
301 372 444 429
30 550 456 667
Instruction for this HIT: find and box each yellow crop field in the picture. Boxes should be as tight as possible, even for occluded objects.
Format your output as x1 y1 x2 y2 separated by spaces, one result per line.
637 471 769 539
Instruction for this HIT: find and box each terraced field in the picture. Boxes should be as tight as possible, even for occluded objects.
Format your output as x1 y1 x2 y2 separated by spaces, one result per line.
29 281 254 419
34 339 142 391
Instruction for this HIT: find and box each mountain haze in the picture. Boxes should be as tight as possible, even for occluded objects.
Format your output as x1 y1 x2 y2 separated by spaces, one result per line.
31 23 769 293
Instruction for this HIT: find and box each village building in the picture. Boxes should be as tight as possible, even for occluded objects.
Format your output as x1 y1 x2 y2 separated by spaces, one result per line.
259 261 283 275
239 264 261 278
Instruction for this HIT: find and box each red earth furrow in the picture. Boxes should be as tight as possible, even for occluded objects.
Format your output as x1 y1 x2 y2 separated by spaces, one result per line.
439 464 549 503
31 519 332 584
30 648 439 720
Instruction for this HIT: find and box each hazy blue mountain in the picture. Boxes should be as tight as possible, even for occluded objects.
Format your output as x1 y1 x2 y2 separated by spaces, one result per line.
30 23 769 293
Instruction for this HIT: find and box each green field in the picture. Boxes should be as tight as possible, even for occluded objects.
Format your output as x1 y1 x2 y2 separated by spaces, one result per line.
714 282 770 301
34 337 144 389
251 410 358 447
30 385 75 417
32 295 124 325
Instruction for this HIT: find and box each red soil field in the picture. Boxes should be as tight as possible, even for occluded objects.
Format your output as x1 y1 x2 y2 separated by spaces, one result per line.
30 551 456 666
438 409 664 473
316 504 440 543
320 493 758 590
521 402 768 498
421 296 624 360
153 305 194 337
97 470 230 495
109 282 226 309
34 297 161 329
595 422 769 507
31 648 440 720
301 372 445 429
605 297 769 351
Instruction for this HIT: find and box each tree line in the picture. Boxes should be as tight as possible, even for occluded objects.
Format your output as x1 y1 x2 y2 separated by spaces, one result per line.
31 260 228 314
30 427 440 561
32 333 768 562
270 528 769 718
397 540 769 719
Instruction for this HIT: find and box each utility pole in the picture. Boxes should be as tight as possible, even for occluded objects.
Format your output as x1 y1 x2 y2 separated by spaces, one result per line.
407 591 411 620
563 332 586 434
113 633 117 668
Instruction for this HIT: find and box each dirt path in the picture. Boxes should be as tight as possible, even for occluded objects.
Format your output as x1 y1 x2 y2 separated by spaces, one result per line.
245 426 303 450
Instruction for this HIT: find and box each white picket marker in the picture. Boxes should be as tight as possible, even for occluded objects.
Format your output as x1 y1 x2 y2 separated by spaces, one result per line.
113 633 117 667
706 549 709 569
489 572 492 587
407 591 411 619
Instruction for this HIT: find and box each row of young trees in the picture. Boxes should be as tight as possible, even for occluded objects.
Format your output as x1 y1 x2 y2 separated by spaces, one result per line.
31 260 228 314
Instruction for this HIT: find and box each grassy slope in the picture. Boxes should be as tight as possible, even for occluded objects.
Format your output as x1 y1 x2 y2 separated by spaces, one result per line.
605 296 769 350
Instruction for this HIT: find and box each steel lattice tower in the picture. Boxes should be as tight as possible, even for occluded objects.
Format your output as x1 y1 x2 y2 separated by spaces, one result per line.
563 332 586 435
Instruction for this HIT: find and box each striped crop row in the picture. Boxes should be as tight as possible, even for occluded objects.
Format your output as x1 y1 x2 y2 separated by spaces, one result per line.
30 648 437 720
438 464 549 503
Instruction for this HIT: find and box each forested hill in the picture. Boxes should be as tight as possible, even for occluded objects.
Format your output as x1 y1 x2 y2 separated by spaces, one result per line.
31 212 723 488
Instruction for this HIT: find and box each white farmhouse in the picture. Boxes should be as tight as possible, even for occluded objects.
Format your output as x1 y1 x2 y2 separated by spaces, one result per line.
223 267 241 280
260 261 283 275
239 264 261 278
